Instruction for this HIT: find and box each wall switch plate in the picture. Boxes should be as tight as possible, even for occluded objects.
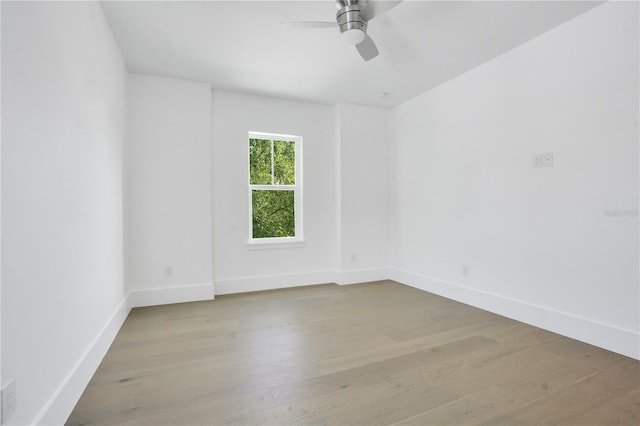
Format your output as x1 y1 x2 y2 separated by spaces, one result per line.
542 152 554 167
2 380 17 424
533 154 542 168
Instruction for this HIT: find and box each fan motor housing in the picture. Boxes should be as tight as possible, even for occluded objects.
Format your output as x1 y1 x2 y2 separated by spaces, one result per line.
336 1 368 34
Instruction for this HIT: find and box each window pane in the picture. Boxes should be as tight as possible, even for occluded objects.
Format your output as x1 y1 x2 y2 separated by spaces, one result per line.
249 139 272 185
252 190 295 238
274 140 295 185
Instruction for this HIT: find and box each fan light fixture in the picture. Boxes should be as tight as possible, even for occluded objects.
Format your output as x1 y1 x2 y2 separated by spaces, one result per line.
341 27 366 45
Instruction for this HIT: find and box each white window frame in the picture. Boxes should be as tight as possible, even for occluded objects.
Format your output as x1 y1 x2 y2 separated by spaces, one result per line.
248 131 304 248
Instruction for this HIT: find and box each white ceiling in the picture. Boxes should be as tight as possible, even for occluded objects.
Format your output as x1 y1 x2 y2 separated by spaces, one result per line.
101 0 602 108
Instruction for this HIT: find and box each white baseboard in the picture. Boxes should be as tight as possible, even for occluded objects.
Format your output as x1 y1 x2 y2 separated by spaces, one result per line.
34 293 131 425
215 270 337 295
337 267 390 285
390 268 640 360
129 283 215 308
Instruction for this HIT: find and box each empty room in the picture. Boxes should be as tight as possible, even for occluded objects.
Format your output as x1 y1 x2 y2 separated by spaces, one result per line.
1 0 639 425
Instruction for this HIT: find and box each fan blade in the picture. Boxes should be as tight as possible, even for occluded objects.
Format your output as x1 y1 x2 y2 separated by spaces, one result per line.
360 0 403 21
356 34 379 61
280 21 337 29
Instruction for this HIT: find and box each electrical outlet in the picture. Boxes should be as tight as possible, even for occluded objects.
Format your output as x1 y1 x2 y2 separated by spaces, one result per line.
462 264 469 277
2 380 17 423
533 154 542 168
165 265 173 277
542 152 554 167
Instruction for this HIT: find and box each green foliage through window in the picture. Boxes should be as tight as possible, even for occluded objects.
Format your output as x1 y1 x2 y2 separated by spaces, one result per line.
252 190 295 238
249 139 272 185
274 140 295 185
249 136 298 239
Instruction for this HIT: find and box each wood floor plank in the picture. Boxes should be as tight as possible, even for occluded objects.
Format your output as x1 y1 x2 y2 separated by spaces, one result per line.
66 281 640 426
484 358 640 425
391 385 524 426
570 387 640 425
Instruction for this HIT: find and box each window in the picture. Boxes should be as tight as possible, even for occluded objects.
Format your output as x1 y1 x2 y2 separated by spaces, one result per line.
248 132 302 245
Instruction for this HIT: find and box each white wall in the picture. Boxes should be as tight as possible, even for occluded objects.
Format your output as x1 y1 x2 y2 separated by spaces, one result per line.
212 91 337 293
126 74 213 305
336 104 391 284
131 88 390 295
390 1 639 358
1 2 127 424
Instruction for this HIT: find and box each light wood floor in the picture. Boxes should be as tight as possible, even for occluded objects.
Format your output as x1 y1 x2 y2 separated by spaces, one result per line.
67 281 640 425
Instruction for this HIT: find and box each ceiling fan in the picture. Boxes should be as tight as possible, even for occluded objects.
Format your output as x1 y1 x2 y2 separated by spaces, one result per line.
282 0 403 62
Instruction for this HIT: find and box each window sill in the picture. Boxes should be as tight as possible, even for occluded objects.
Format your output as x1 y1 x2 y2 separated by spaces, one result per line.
247 239 306 250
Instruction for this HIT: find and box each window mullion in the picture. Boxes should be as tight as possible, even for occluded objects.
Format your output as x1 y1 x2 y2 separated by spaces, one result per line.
270 139 275 185
250 185 294 191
